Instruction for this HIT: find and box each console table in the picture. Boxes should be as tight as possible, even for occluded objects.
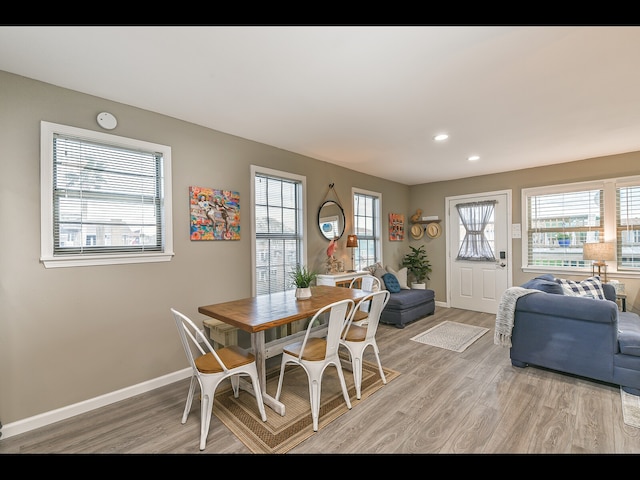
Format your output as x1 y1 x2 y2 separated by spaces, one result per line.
316 271 370 287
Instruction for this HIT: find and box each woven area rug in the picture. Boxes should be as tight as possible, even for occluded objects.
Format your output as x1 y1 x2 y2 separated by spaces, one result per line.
621 387 640 428
212 352 400 454
410 320 489 352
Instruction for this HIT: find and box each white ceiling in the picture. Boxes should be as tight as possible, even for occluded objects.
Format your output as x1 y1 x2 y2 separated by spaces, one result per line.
2 25 640 186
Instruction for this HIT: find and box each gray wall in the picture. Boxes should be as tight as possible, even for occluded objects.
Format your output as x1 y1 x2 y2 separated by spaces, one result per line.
409 151 640 305
2 69 638 430
0 71 410 426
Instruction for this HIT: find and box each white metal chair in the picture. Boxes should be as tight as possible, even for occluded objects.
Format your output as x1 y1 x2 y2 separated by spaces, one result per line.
348 275 382 326
170 308 267 450
340 289 391 399
274 299 354 431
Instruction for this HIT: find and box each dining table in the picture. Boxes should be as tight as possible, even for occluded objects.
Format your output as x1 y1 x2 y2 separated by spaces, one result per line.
198 285 368 415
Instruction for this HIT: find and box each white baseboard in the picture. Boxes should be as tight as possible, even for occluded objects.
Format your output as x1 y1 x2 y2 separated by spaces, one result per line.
1 368 192 440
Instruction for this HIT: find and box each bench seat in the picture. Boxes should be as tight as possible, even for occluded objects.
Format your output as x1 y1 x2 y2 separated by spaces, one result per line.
380 288 435 329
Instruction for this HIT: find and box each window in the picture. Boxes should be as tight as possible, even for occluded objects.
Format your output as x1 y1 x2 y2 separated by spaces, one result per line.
617 180 640 270
522 175 640 275
40 121 173 268
251 166 306 296
456 200 496 261
352 188 382 271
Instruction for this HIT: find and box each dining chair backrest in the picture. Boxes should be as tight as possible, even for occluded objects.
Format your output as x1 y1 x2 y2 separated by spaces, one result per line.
274 298 355 431
173 308 227 373
340 289 391 400
297 298 355 361
348 275 382 325
343 289 390 342
349 275 381 292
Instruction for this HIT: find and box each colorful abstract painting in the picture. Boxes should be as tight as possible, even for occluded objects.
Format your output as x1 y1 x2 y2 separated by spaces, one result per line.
389 213 404 241
190 186 240 240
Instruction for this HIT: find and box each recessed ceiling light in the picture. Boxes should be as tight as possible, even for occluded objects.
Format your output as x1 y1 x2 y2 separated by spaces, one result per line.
434 133 449 142
468 155 480 161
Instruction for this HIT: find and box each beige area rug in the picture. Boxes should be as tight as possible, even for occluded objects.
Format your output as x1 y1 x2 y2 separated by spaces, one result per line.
410 320 489 353
212 352 400 454
621 387 640 428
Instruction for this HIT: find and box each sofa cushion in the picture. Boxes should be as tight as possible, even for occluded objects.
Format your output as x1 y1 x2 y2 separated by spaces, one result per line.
384 288 435 311
521 277 564 295
386 266 410 289
618 313 640 357
556 276 606 300
382 273 401 293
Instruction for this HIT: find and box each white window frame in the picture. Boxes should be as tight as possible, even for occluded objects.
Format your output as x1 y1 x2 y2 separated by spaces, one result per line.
522 175 640 278
250 165 307 296
352 187 382 271
40 121 174 268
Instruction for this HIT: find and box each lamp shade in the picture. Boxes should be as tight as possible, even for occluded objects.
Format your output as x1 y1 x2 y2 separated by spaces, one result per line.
583 242 615 262
346 234 358 248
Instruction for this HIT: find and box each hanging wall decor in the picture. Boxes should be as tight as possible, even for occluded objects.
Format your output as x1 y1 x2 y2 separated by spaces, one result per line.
389 213 405 241
190 186 240 241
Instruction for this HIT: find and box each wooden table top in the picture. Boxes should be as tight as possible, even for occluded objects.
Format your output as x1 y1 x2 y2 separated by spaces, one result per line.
198 285 367 333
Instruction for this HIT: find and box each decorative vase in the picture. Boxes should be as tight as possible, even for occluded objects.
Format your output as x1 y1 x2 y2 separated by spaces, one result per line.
411 282 426 290
295 287 312 300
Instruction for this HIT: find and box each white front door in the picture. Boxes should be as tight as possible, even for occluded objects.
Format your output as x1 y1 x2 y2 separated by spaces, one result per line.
446 190 512 314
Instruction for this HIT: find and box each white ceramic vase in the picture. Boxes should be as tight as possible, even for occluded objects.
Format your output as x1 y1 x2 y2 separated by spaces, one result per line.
295 287 312 300
411 283 426 290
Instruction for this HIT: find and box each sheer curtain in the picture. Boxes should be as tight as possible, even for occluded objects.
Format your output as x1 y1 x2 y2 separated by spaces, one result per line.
456 200 496 261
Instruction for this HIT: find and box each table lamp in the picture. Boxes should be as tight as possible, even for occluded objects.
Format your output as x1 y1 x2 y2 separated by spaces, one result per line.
346 234 358 272
583 242 615 283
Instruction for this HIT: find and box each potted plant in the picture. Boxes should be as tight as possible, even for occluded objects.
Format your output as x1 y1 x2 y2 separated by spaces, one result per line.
289 264 318 300
557 233 571 246
401 245 432 289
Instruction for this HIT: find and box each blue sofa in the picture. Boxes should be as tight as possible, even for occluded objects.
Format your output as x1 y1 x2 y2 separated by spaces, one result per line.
510 274 640 395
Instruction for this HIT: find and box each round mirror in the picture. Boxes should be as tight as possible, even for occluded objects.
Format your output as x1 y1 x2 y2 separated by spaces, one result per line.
318 200 345 240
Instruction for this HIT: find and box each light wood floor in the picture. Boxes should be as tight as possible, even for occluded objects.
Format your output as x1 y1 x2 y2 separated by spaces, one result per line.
2 306 640 454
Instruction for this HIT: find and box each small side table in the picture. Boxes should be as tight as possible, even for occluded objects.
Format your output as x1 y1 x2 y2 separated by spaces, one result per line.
616 293 627 312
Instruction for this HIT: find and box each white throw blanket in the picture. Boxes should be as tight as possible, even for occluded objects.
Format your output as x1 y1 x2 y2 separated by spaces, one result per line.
494 287 538 348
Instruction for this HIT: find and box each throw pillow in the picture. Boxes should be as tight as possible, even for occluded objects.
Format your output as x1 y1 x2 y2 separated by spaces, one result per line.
555 276 606 300
535 274 557 282
373 266 387 284
385 266 410 289
520 277 564 295
364 262 383 275
559 286 581 297
381 273 401 293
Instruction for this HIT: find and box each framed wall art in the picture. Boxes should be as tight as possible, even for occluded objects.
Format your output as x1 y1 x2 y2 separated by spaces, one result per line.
389 213 405 241
190 186 240 240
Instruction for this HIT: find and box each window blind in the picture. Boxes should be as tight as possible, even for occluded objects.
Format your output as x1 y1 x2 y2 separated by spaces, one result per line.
616 183 640 270
353 192 380 270
254 173 303 295
52 133 164 255
526 188 603 268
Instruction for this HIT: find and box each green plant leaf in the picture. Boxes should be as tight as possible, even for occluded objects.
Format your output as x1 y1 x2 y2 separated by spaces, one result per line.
400 245 432 283
289 264 318 288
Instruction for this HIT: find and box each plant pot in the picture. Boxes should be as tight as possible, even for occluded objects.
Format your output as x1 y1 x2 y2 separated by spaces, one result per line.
295 287 312 300
411 283 426 289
